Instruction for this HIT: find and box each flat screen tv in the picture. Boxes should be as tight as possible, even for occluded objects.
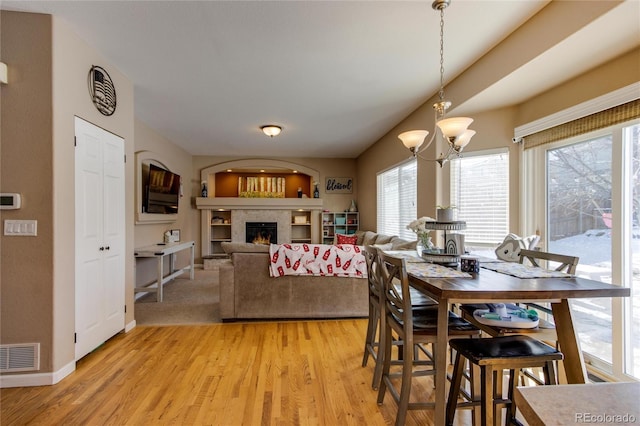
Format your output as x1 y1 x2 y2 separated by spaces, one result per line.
145 164 180 214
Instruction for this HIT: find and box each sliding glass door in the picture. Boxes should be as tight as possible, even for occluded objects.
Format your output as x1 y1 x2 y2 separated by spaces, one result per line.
532 120 639 381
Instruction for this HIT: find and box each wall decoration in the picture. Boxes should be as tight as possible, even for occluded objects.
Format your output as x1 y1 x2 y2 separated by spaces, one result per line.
88 65 117 116
325 177 353 194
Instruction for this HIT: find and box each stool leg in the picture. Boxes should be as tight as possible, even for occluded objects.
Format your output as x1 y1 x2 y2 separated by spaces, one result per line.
362 303 377 367
505 368 519 426
543 360 558 385
446 351 466 425
395 335 414 426
372 310 385 390
376 322 393 405
480 365 493 426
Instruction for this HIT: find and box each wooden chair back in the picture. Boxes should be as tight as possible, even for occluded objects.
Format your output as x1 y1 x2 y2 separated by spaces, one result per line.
518 249 579 274
379 253 412 331
363 245 383 304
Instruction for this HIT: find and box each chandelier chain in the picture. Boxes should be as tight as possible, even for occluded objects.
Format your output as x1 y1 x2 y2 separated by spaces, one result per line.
438 7 445 101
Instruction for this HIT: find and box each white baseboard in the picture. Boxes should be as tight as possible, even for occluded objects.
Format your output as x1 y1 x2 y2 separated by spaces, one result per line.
125 320 136 332
0 360 75 388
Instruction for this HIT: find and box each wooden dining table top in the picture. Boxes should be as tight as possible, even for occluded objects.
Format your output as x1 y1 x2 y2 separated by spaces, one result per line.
407 267 630 302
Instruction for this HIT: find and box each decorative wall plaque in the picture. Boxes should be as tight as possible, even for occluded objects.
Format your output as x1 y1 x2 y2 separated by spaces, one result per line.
325 177 353 194
88 65 117 116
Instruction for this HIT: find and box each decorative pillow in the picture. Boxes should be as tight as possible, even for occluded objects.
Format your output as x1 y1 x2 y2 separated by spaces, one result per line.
391 239 417 250
494 234 540 262
361 231 378 246
354 230 367 245
373 234 394 245
372 243 393 251
336 233 358 245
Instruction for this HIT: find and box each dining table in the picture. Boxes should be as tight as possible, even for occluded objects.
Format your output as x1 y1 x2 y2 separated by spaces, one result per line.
399 256 631 425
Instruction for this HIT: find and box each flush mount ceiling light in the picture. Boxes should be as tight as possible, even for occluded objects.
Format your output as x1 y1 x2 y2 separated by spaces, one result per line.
261 125 282 137
398 0 475 167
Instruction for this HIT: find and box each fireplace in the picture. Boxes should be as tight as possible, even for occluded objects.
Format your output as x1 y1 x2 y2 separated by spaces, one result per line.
246 222 277 244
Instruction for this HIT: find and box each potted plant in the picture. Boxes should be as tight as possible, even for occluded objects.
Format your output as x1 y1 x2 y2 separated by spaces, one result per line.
436 205 456 222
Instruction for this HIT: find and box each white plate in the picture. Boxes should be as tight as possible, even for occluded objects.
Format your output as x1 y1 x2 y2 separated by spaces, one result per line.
473 309 539 329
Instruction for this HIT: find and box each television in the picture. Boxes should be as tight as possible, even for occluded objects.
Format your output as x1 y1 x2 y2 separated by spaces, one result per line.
145 163 180 214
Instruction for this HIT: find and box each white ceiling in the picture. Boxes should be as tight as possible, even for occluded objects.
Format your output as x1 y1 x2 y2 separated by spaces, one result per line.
2 1 639 158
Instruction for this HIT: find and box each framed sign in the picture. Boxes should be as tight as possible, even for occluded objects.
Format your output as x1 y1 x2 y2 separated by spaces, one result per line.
325 177 353 194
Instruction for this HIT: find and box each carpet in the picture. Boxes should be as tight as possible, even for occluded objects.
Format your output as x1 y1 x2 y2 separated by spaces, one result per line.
134 268 221 325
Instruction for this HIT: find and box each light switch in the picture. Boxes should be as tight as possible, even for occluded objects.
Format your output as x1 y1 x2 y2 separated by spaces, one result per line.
4 220 37 236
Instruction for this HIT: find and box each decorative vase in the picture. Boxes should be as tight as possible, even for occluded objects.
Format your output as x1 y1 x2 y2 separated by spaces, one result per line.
349 200 357 212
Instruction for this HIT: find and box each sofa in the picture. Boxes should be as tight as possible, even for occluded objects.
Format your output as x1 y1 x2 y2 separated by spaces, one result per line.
218 231 415 320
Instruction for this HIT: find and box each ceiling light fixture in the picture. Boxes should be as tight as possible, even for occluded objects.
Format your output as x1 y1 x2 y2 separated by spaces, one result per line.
398 0 475 167
261 125 282 137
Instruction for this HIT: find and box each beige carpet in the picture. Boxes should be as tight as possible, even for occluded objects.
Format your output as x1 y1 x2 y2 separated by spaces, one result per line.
134 268 221 325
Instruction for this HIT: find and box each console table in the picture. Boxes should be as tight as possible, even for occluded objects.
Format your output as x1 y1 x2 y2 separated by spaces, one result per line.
134 240 195 302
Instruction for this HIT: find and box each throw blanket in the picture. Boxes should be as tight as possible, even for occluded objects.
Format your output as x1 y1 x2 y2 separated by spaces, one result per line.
269 243 367 278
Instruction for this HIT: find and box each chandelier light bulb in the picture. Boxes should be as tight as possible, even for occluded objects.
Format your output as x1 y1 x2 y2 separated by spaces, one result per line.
436 117 473 139
398 130 430 151
454 129 476 150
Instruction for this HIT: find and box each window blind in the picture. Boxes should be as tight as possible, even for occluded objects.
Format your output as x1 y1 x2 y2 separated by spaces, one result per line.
523 99 640 150
377 159 417 241
450 151 509 245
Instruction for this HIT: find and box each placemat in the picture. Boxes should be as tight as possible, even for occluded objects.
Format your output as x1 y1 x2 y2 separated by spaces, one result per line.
381 250 426 263
481 261 572 278
407 262 472 278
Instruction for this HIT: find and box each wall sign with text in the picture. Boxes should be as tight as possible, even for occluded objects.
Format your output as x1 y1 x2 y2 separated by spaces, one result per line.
325 177 353 194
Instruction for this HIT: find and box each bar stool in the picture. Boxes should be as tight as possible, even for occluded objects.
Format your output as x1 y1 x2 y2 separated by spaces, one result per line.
376 253 480 426
446 335 563 426
361 246 438 390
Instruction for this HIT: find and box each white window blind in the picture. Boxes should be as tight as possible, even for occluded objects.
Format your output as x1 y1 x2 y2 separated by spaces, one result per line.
450 151 509 245
377 160 417 240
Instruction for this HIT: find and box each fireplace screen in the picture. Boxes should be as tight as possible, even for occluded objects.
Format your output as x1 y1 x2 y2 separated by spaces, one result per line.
246 222 277 245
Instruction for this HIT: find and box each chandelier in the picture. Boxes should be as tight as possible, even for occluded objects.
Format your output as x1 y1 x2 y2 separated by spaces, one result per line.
398 0 475 167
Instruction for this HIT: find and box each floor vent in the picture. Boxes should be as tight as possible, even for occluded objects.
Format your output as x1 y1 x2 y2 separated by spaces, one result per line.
0 343 40 372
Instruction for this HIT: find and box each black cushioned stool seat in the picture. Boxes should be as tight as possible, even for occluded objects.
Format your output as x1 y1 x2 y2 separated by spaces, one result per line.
446 335 563 426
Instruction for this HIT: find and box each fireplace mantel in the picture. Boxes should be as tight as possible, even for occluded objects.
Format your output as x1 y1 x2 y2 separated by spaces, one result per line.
196 197 323 210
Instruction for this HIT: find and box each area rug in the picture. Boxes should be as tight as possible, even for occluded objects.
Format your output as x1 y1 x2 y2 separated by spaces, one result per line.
134 269 221 325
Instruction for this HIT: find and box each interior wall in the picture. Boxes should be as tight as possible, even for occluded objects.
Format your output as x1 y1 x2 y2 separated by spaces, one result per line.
51 14 135 372
134 119 195 284
0 11 55 372
193 156 357 232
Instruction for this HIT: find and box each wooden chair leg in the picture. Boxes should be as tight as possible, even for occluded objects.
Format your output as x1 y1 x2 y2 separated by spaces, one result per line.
376 324 393 405
446 351 466 425
362 304 377 367
371 312 385 390
505 369 519 426
395 336 414 426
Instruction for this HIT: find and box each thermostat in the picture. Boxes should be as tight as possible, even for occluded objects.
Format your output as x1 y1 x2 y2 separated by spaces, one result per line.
0 193 21 210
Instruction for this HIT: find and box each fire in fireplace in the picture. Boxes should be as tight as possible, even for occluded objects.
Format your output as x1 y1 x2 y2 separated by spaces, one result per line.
246 222 277 245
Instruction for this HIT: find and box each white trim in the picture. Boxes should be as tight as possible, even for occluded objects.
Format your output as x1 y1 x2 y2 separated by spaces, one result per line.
514 82 640 138
125 320 136 333
0 361 75 388
455 147 508 159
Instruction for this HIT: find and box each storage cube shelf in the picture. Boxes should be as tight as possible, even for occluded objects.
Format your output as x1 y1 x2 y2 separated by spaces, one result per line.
321 212 359 244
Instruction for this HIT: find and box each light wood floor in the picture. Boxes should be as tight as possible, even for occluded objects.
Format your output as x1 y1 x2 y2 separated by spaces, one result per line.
1 320 473 425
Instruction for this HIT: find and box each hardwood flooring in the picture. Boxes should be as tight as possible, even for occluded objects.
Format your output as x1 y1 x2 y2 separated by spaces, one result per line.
1 320 472 425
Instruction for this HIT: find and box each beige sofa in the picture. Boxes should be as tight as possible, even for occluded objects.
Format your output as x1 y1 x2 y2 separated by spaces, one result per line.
218 231 415 320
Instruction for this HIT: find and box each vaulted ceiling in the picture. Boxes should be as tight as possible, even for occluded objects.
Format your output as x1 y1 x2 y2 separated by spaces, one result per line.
2 1 639 158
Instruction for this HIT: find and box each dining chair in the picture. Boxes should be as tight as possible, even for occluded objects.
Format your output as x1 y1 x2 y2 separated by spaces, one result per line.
376 252 480 426
446 335 563 426
458 249 579 384
361 245 437 390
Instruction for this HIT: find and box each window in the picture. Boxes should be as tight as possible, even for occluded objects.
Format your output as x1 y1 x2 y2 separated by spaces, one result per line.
450 150 509 245
377 159 417 240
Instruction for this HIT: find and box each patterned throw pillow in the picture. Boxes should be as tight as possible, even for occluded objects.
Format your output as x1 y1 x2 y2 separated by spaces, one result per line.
336 233 358 245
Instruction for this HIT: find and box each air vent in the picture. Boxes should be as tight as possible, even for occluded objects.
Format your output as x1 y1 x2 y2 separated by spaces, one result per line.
0 343 40 372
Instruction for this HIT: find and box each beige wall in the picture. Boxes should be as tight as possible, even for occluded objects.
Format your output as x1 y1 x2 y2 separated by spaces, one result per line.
134 120 196 283
356 2 639 237
1 11 55 371
0 10 135 377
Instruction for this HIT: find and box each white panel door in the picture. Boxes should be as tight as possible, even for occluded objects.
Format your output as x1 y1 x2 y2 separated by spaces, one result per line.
75 117 125 360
